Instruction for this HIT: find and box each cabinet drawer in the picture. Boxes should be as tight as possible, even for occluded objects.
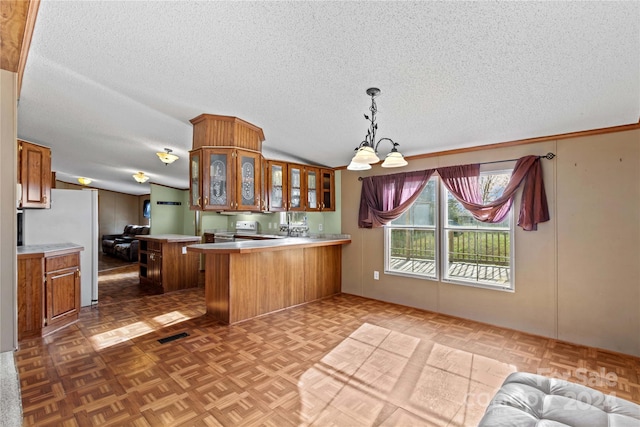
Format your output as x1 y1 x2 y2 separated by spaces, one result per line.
46 253 79 272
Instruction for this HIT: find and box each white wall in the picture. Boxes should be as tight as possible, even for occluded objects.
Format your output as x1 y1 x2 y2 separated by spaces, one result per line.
341 130 640 357
0 70 17 352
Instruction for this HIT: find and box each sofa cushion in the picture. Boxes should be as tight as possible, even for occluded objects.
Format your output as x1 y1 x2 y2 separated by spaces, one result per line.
479 372 640 427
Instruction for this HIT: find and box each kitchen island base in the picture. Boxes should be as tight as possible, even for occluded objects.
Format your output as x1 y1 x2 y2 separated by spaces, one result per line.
194 240 346 324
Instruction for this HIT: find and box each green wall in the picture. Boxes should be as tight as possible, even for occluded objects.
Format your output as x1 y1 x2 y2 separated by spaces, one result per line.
151 170 342 235
149 184 194 235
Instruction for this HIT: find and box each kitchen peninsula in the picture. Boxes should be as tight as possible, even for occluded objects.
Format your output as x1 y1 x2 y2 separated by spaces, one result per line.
187 236 350 324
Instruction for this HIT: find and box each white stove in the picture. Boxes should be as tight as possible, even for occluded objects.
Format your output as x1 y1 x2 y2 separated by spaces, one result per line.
234 220 259 235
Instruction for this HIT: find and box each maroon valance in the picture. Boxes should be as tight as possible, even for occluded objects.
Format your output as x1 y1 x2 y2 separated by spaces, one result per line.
358 155 549 231
358 170 435 228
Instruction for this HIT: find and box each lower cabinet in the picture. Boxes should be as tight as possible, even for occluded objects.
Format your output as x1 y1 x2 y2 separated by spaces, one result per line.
138 235 201 292
18 245 82 340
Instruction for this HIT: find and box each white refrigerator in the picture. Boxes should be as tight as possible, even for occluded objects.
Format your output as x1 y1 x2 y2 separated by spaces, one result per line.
23 188 99 307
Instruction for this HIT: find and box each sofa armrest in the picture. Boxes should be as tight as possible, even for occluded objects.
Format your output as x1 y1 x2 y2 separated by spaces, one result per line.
102 233 123 241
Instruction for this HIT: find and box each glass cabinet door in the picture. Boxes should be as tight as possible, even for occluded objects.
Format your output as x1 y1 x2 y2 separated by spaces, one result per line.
321 168 335 211
203 149 231 210
306 167 319 211
268 161 287 211
236 150 261 210
189 151 201 210
288 165 304 211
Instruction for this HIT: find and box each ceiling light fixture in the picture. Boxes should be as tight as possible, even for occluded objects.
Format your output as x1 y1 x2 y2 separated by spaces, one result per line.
347 87 408 171
157 148 179 165
77 177 92 186
133 171 149 183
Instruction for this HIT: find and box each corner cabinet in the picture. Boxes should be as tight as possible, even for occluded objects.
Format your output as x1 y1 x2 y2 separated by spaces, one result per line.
189 148 262 211
18 140 52 209
17 244 83 340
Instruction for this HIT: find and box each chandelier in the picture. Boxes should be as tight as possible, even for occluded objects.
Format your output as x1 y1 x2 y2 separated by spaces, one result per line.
133 171 149 183
157 148 179 165
347 88 408 171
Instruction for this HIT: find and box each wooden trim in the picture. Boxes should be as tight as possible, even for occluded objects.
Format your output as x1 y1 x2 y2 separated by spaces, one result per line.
189 114 265 142
0 0 40 94
17 0 40 98
336 121 640 170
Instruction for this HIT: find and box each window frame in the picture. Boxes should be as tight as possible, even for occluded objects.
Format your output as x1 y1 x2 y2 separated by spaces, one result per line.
383 167 516 292
384 176 439 281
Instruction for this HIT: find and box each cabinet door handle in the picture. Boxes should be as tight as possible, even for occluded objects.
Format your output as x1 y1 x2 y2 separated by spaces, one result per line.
204 197 208 206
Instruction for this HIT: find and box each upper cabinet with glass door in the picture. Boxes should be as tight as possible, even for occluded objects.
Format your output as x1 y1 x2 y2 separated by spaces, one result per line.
189 114 265 212
189 151 201 210
288 163 306 211
306 166 320 211
267 160 288 212
320 168 335 211
235 150 262 211
189 147 262 211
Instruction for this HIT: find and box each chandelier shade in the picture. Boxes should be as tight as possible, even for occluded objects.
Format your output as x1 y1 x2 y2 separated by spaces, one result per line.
347 88 408 171
381 151 408 168
347 160 372 171
157 148 179 165
133 171 149 183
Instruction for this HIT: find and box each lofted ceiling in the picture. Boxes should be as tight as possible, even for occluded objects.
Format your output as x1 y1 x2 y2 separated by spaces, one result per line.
17 1 640 196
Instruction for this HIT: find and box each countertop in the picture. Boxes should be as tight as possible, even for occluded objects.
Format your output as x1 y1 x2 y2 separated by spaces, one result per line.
137 234 203 243
187 236 351 255
17 243 84 258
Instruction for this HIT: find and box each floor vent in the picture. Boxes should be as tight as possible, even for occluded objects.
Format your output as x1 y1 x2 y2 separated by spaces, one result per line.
158 332 189 344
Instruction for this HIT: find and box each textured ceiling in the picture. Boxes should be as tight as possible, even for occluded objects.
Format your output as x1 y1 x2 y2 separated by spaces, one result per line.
17 1 640 196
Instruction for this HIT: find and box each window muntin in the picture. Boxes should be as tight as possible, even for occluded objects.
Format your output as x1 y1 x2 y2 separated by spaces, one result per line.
383 170 515 291
385 178 438 279
442 171 514 289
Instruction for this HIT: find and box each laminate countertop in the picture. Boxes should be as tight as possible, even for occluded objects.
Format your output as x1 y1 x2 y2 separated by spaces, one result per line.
187 236 351 255
17 243 84 258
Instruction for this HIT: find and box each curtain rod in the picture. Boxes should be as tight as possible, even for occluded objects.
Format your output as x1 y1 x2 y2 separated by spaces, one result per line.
357 153 555 180
482 152 555 166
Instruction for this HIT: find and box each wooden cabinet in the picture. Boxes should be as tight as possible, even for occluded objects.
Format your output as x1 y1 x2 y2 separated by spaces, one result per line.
17 244 82 340
189 239 349 324
189 148 263 211
189 150 201 210
266 162 335 212
266 160 288 212
288 163 305 211
18 140 52 209
140 240 162 287
138 235 201 292
320 168 335 211
306 166 320 211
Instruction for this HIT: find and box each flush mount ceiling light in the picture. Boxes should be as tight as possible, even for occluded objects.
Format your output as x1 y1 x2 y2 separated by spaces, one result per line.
157 148 179 165
77 177 92 186
347 87 408 171
133 171 149 183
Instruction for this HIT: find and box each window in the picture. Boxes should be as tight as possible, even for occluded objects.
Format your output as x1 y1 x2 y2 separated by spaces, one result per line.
442 171 514 290
385 177 438 279
384 169 514 291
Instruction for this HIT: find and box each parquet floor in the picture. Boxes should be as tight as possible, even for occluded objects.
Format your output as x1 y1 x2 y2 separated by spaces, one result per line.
14 268 640 426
